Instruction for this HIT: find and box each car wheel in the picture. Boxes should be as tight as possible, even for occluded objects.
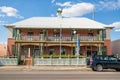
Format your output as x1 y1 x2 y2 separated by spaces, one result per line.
115 69 120 71
96 64 103 71
92 67 96 71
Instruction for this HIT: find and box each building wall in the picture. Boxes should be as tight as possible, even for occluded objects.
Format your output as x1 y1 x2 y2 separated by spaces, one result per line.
62 29 71 36
47 29 54 36
7 28 113 56
77 29 99 36
47 29 99 37
34 29 40 35
21 29 28 35
65 47 71 55
20 29 44 36
7 38 15 56
7 27 13 38
20 29 100 38
104 40 112 55
47 29 72 37
0 44 6 57
112 39 120 57
54 46 59 55
48 46 72 55
77 29 88 36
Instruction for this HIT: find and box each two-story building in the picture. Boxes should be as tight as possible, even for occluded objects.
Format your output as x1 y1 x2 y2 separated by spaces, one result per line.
4 16 113 65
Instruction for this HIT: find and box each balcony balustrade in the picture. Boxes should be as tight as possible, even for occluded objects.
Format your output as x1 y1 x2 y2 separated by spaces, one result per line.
47 36 100 41
80 36 99 41
47 36 72 41
21 35 40 40
17 34 45 41
16 35 101 41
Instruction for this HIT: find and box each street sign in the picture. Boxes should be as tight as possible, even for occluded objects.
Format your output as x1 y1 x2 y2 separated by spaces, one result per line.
77 39 80 46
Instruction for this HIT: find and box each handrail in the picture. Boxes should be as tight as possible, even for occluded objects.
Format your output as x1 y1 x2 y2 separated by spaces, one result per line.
16 35 101 41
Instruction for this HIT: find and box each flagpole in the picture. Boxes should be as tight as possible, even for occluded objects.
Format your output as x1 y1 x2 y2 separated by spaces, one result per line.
57 8 62 59
76 34 80 58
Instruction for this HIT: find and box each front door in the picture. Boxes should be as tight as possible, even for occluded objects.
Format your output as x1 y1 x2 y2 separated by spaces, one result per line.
19 46 33 65
25 47 33 65
87 50 91 57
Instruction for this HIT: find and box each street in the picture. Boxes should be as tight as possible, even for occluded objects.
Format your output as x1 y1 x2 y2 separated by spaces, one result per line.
0 71 120 80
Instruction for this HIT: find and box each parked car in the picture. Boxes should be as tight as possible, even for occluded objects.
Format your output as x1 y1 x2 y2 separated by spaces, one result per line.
87 55 120 71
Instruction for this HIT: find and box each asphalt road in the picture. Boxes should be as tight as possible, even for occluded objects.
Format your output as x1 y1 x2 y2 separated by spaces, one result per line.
0 71 120 80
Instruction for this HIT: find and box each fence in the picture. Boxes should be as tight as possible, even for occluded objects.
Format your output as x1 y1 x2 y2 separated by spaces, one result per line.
0 58 86 66
0 58 18 66
34 58 86 66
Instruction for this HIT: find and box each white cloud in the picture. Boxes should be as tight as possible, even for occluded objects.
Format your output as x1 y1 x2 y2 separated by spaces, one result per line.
95 0 120 11
51 14 55 17
60 2 94 17
56 1 72 7
115 29 120 32
0 20 7 25
0 42 7 44
0 20 5 23
54 0 120 17
110 22 120 28
0 14 5 17
51 0 55 3
109 21 120 32
0 6 24 19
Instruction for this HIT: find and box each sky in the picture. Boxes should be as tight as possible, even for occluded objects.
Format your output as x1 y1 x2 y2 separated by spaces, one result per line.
0 0 120 43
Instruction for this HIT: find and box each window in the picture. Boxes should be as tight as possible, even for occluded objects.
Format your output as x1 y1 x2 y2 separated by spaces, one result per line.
87 46 91 50
40 29 46 35
12 45 16 57
61 47 65 55
24 47 28 56
88 30 94 40
103 29 106 39
33 46 40 57
49 47 54 55
99 56 104 60
28 32 33 40
102 46 107 54
88 33 93 36
88 30 93 36
54 29 60 37
13 28 17 38
109 57 118 61
28 29 32 32
103 56 108 60
28 32 33 36
34 49 40 57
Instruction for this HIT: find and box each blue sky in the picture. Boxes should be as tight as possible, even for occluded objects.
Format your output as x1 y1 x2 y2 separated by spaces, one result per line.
0 0 120 43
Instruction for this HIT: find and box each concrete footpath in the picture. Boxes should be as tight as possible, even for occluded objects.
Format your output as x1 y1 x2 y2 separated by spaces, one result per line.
0 65 91 71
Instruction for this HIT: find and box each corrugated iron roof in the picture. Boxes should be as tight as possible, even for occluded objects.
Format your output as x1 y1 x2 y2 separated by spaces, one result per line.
6 17 110 29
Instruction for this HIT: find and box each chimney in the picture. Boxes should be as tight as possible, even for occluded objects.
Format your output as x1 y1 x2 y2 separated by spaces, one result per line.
57 8 62 18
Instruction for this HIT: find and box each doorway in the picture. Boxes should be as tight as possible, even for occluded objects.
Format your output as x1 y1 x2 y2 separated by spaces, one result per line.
19 46 33 65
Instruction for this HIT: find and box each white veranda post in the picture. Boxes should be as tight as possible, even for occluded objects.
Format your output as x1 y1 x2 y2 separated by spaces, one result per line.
28 48 30 57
